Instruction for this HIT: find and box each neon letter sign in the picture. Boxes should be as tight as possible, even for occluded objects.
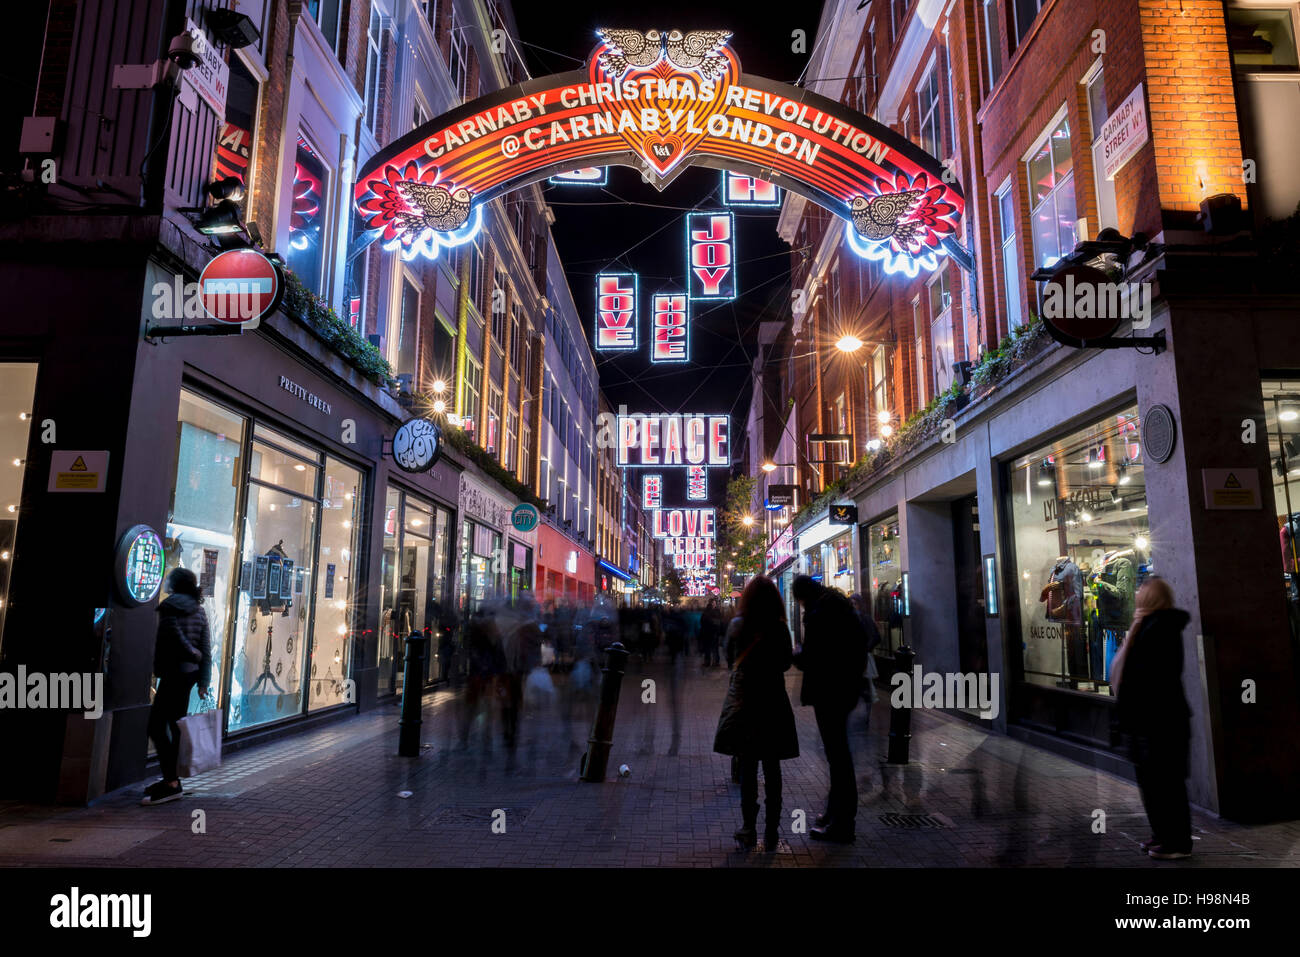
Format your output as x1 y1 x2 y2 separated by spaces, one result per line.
595 272 638 350
687 212 735 301
651 292 688 362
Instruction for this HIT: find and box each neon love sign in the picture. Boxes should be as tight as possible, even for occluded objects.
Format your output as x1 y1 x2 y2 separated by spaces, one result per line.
353 29 965 276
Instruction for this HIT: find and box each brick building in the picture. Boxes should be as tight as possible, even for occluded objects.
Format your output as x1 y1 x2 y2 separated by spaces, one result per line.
756 0 1300 822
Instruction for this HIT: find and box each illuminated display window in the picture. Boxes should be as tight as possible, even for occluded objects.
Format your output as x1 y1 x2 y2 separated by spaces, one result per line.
285 134 328 291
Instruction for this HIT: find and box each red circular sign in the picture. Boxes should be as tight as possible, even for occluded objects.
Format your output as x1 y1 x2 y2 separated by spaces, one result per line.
199 249 282 324
1040 264 1122 346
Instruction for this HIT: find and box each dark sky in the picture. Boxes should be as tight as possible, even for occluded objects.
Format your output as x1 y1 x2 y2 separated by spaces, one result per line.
511 2 818 501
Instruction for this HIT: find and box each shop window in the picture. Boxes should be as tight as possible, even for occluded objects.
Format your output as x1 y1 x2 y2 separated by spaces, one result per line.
1263 380 1300 644
996 180 1025 329
214 57 259 220
448 3 471 101
1086 66 1118 235
309 458 362 711
463 356 482 439
982 0 1003 91
1026 113 1078 270
461 520 502 613
393 275 419 380
364 6 383 134
285 135 329 293
1007 405 1149 696
229 426 322 731
867 516 903 655
432 312 456 386
1228 6 1300 69
928 265 954 397
164 391 245 714
0 364 39 654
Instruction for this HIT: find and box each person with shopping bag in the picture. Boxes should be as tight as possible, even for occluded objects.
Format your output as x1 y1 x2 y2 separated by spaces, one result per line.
142 567 212 806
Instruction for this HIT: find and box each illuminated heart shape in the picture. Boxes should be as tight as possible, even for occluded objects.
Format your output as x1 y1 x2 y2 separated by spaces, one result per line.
589 51 738 179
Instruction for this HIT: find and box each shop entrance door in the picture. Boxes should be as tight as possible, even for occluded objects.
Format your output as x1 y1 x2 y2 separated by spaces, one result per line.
951 494 988 675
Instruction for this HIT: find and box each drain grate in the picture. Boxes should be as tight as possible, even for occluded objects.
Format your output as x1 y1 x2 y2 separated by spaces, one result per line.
424 805 532 828
879 813 948 829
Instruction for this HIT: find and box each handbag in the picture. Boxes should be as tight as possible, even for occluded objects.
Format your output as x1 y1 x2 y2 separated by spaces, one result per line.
177 704 223 777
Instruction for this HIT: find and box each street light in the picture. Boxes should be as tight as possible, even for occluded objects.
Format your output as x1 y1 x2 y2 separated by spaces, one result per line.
433 379 447 394
741 515 754 527
836 334 863 353
761 462 777 472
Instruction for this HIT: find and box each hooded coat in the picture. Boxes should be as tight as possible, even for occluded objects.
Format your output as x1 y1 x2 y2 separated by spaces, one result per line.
713 615 799 760
154 593 213 690
1116 607 1192 765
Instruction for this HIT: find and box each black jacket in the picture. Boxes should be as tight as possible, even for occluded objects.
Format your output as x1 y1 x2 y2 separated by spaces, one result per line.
1117 608 1192 743
793 589 868 710
154 594 212 690
713 616 799 759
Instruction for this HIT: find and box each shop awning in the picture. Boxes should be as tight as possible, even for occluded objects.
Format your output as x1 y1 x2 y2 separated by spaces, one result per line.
599 559 634 583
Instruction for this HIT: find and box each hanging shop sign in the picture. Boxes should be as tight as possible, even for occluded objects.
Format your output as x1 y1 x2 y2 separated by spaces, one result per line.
511 502 540 532
686 211 735 301
1039 264 1165 352
642 474 663 509
114 524 165 607
392 417 443 473
616 413 729 467
200 248 284 328
1101 83 1149 181
549 167 608 185
651 292 689 362
723 170 779 206
595 272 638 350
47 450 108 493
766 484 797 508
829 503 858 525
353 28 964 275
686 465 707 500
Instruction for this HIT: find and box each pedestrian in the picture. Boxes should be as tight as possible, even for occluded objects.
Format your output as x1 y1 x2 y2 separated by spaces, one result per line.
1112 577 1194 860
714 576 799 850
792 574 869 842
850 593 883 728
700 598 722 667
142 567 212 806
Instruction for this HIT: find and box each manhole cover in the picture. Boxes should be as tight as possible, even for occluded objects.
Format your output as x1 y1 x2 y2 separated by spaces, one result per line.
879 813 948 828
424 806 532 828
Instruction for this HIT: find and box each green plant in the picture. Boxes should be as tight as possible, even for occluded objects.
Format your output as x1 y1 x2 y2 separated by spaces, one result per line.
441 425 546 509
280 270 396 388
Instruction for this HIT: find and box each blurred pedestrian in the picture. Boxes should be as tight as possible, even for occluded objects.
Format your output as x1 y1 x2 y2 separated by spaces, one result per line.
1112 577 1194 860
143 568 212 806
849 593 883 728
459 604 505 752
714 576 798 850
700 598 723 667
792 574 868 842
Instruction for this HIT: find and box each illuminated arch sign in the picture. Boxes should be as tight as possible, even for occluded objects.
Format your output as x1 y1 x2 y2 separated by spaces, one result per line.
354 29 964 276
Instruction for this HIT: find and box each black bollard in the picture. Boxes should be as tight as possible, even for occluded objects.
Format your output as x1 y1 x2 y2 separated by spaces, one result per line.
579 641 630 782
398 631 427 757
886 645 915 765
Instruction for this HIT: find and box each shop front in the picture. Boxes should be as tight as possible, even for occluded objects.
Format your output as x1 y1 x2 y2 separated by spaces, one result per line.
796 515 858 597
764 523 799 637
862 512 904 656
457 473 517 614
536 522 595 605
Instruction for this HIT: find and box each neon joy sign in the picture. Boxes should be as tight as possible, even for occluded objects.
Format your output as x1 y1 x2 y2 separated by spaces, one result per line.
353 29 964 276
687 211 735 301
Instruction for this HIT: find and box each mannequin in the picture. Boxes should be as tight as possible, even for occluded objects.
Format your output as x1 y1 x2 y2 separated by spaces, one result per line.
1041 557 1084 684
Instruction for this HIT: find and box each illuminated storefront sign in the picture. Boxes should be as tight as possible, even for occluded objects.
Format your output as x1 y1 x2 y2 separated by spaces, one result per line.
549 167 608 185
686 465 707 500
650 292 688 362
616 413 729 467
115 524 165 607
723 170 779 206
652 507 716 539
392 417 442 472
353 29 963 275
642 474 663 509
595 271 638 350
765 524 796 574
686 211 735 301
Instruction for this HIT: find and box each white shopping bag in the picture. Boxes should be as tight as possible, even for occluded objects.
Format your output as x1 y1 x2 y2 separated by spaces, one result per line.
524 665 556 712
177 707 223 777
540 640 556 667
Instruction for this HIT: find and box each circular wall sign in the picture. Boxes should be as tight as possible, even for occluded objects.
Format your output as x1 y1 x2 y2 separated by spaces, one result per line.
199 248 284 325
115 524 165 606
1143 404 1177 464
511 503 539 532
392 418 442 472
1040 264 1122 347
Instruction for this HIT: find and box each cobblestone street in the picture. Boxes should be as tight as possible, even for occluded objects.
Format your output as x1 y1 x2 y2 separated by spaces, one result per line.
1 660 1297 868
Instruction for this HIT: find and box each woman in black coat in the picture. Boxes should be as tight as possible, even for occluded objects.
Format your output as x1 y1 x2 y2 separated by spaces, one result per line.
713 575 799 850
144 567 212 805
1113 577 1193 859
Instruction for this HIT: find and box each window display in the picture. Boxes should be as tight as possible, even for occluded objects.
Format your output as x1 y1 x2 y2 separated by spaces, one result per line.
825 531 855 595
1008 404 1150 695
309 459 362 710
0 364 38 654
867 515 903 655
1262 380 1300 643
380 487 453 694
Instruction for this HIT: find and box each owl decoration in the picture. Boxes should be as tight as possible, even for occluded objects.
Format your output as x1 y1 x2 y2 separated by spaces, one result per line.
596 29 663 77
850 191 924 244
394 182 473 234
664 29 732 78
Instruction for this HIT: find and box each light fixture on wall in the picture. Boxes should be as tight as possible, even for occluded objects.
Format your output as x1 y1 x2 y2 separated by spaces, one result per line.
1037 461 1054 487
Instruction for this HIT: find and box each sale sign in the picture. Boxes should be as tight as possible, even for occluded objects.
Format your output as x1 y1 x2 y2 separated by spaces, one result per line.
595 272 637 350
687 211 735 301
686 465 707 500
651 292 688 362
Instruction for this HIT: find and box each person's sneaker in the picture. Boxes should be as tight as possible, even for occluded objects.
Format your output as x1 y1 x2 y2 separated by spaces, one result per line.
143 780 168 798
1148 845 1192 860
1139 837 1157 852
140 782 183 806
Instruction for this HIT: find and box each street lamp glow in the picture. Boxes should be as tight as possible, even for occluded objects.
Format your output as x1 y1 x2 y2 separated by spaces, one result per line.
741 515 754 527
433 379 447 393
880 424 893 438
433 399 447 414
835 334 863 353
761 462 776 472
877 410 891 424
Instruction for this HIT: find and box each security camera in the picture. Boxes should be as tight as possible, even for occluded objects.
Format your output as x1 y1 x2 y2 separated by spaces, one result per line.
167 31 201 70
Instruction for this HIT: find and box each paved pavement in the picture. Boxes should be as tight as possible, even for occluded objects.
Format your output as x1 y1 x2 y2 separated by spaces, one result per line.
1 656 1297 867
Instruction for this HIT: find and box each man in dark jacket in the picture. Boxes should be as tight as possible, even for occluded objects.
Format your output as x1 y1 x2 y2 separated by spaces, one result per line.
792 575 868 842
144 567 212 805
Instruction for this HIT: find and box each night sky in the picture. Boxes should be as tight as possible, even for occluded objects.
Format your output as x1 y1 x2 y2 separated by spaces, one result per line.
511 2 817 503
